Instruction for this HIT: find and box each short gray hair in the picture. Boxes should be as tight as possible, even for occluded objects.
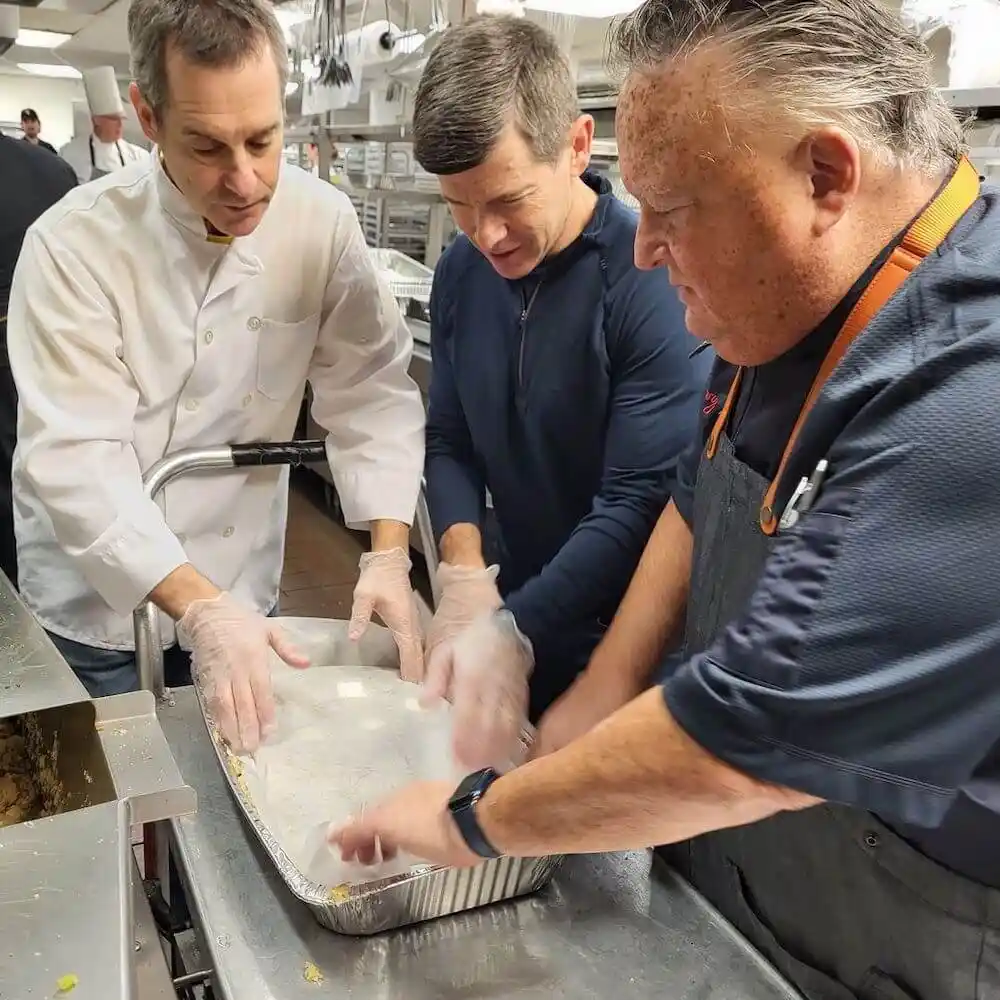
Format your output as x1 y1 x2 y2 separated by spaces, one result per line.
412 15 580 175
608 0 966 173
128 0 288 117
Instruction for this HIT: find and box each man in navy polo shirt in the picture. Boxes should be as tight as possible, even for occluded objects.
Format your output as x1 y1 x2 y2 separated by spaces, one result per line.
412 15 709 768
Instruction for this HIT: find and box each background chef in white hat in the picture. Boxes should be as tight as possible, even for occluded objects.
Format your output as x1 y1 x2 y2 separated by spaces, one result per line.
60 66 148 183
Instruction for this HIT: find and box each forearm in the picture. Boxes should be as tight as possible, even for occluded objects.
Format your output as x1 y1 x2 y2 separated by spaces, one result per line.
479 688 815 857
148 564 221 619
584 501 693 690
371 519 411 551
425 448 485 544
439 523 486 568
502 492 663 648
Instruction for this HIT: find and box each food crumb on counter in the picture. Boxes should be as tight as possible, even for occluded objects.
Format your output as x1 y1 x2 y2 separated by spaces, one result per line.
56 972 79 993
302 962 324 984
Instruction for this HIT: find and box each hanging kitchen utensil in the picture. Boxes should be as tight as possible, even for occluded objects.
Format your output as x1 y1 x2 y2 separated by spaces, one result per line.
314 0 353 88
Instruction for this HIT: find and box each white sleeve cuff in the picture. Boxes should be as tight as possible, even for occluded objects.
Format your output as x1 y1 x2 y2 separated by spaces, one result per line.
80 514 188 616
332 466 423 530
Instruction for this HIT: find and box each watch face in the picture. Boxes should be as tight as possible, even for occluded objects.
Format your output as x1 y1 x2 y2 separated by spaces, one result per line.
449 768 496 812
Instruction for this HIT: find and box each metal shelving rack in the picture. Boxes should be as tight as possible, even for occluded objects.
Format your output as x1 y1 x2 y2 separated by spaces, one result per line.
285 123 455 267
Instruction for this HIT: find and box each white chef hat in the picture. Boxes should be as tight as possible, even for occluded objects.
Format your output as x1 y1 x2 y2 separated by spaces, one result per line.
82 66 125 118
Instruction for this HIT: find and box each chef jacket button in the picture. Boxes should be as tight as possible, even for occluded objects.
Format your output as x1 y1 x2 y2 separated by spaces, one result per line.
204 330 214 344
247 316 262 332
185 399 199 412
242 393 253 407
222 526 235 538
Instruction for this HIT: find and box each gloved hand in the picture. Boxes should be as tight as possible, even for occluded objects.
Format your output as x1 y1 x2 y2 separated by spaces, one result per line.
178 592 310 754
349 547 424 682
425 563 503 660
422 609 533 771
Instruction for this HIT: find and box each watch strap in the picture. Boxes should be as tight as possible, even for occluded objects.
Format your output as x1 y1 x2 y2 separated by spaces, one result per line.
449 769 502 859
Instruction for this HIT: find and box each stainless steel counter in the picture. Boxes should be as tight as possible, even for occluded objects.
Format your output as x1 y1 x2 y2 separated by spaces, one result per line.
0 570 90 716
0 573 194 1000
160 687 800 1000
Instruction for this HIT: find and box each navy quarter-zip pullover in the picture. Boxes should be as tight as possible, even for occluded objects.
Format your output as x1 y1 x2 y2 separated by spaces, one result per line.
426 171 712 712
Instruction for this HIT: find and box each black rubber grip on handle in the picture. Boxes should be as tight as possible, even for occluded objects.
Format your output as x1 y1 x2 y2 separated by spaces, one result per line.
230 440 327 467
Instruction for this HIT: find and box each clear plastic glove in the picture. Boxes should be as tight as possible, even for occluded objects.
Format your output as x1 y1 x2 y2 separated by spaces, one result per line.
425 563 503 660
349 547 424 682
421 609 532 771
178 592 310 754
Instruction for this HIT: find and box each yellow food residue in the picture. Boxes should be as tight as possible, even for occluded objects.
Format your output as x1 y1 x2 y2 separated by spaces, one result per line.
328 884 350 904
303 962 324 984
226 756 250 797
56 973 79 994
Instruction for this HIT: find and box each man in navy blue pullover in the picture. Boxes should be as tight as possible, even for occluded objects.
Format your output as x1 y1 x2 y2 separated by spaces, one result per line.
412 15 711 768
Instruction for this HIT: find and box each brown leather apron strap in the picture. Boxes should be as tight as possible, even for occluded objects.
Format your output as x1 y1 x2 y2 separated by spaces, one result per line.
701 157 981 531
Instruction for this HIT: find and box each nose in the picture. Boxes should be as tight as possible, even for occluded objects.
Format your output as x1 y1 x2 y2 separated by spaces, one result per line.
222 149 259 201
634 210 669 271
475 211 508 252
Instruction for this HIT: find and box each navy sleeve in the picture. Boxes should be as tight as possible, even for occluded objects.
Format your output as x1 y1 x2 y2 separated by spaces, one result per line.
664 332 1000 828
671 430 702 527
424 252 487 540
505 271 712 647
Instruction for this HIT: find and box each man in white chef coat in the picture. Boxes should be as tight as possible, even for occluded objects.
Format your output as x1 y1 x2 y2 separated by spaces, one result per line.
7 0 426 752
59 66 148 184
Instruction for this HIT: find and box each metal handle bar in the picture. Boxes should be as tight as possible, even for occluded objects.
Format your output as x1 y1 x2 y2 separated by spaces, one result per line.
132 441 439 700
134 440 326 699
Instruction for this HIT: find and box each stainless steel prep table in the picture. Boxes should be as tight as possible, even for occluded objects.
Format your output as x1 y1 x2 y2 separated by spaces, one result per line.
160 687 800 1000
0 571 193 1000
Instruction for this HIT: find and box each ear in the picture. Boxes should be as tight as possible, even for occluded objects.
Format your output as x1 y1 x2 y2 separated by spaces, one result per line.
794 126 861 236
567 114 594 178
129 82 160 145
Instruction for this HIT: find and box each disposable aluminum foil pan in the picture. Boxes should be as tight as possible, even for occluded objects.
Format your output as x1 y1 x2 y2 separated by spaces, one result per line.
196 616 562 936
368 247 434 304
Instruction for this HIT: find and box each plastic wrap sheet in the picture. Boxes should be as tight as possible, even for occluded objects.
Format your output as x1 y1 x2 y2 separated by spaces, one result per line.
238 662 465 887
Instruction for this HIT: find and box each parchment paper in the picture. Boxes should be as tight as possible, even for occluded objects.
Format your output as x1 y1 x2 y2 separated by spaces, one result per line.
238 663 465 887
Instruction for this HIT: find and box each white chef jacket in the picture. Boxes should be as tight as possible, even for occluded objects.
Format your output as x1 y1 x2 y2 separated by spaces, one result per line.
59 134 148 184
7 154 425 649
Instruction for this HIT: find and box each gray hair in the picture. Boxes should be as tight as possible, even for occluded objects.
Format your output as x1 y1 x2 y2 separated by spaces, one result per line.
412 15 580 175
128 0 288 117
608 0 966 173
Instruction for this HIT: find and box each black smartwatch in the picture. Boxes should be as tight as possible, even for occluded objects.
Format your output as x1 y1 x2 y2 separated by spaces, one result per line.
448 768 502 859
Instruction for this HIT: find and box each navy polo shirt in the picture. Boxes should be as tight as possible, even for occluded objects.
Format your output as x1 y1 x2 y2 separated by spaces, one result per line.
664 182 1000 887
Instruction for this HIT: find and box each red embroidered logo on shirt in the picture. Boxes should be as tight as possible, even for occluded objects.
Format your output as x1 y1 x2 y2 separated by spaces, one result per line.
703 390 721 416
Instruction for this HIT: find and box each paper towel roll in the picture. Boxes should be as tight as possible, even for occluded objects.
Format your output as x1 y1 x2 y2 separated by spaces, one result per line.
344 20 400 66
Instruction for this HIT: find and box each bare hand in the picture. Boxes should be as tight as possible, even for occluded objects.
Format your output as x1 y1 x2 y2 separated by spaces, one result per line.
330 782 482 869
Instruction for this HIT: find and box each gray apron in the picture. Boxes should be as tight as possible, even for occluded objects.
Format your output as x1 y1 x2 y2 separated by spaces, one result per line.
89 135 125 181
661 158 1000 999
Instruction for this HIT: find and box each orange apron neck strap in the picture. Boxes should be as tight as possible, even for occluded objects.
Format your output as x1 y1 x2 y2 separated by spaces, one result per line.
758 157 981 535
706 367 745 459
